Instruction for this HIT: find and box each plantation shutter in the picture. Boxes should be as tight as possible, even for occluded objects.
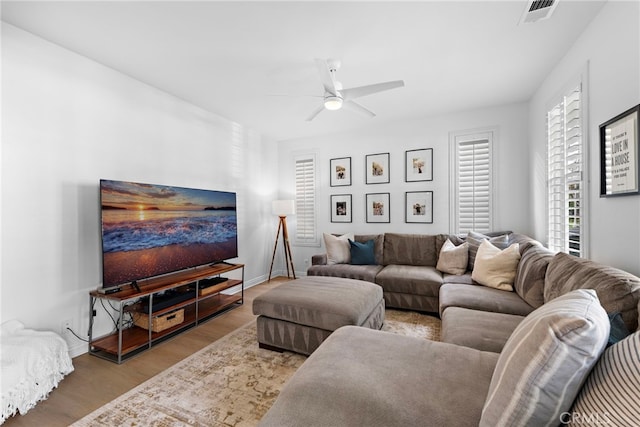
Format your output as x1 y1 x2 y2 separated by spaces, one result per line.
456 137 492 234
547 84 584 256
294 155 317 244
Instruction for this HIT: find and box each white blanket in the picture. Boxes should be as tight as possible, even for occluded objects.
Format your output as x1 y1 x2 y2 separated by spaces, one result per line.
1 320 74 423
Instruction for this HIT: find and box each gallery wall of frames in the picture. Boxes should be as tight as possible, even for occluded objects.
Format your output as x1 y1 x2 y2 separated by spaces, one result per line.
329 149 434 224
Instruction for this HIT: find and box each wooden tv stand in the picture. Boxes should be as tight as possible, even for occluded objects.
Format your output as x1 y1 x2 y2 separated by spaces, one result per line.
88 263 244 363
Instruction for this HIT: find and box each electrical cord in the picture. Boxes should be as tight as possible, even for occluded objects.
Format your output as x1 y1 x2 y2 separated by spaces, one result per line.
100 298 118 330
65 326 88 342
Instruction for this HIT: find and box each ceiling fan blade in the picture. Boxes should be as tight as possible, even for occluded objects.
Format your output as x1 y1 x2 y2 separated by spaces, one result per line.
343 100 376 118
267 94 324 98
341 80 405 101
314 58 337 96
306 104 325 121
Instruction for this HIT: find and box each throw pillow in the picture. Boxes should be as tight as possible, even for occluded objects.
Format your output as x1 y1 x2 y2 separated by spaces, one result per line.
349 239 376 265
479 289 610 427
568 331 639 426
466 231 509 271
323 232 354 265
436 239 469 275
607 312 630 347
471 240 521 291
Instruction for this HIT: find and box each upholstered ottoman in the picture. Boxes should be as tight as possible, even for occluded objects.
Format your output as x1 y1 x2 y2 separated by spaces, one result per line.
253 276 385 355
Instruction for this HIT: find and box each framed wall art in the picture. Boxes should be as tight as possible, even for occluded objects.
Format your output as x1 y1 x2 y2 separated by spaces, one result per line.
330 157 352 187
366 193 390 223
365 153 390 184
599 104 639 197
330 194 352 223
405 191 433 223
405 148 433 182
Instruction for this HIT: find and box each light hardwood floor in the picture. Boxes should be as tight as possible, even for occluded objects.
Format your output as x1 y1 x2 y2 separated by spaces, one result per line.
4 278 289 427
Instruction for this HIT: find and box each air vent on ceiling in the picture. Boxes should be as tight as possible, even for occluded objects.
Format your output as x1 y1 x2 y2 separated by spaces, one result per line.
519 0 559 24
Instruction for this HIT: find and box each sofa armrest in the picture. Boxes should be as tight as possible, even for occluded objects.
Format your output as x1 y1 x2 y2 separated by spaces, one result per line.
311 254 327 265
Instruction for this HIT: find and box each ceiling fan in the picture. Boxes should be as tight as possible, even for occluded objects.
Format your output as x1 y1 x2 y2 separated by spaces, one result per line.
305 58 405 121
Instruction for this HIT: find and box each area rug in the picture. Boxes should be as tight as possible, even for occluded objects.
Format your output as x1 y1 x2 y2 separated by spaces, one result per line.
71 309 440 427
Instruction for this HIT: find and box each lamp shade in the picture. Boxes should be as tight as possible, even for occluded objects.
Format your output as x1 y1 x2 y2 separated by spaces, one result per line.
324 96 343 110
272 200 296 216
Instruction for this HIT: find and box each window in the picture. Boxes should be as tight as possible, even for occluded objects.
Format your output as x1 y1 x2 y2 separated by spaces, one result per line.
547 84 585 257
450 130 494 234
294 154 318 245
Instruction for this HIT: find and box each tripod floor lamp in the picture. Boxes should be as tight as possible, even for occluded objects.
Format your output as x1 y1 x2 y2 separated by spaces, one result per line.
268 200 296 281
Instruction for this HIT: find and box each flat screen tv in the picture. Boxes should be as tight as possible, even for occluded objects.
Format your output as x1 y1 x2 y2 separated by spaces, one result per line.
100 179 238 289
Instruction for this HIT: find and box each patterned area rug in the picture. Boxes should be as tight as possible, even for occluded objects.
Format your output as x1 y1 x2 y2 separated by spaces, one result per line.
71 309 440 427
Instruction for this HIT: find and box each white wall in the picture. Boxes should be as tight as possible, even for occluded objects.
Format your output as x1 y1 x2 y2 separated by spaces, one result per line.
529 1 640 276
1 24 279 356
277 102 531 272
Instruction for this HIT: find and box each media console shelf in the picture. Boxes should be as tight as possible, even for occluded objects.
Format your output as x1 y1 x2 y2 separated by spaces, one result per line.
88 263 244 363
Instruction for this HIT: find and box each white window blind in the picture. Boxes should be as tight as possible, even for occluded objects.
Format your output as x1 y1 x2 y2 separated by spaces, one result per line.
294 155 317 245
547 84 584 256
451 132 494 234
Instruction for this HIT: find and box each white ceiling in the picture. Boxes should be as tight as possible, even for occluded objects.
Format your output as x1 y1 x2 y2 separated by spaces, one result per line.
1 1 606 141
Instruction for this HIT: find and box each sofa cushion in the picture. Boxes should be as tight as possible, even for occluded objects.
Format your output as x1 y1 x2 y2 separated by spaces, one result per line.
383 291 440 313
467 231 509 271
545 252 640 331
436 239 468 275
306 264 384 284
513 241 553 308
259 326 499 427
442 272 475 285
508 232 539 248
569 331 640 426
471 241 521 291
480 289 610 427
323 232 354 264
441 307 523 353
382 233 438 266
311 253 327 265
375 265 442 297
439 283 535 317
349 239 376 265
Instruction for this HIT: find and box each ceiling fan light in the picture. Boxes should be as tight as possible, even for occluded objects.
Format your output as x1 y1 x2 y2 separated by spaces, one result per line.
324 96 343 110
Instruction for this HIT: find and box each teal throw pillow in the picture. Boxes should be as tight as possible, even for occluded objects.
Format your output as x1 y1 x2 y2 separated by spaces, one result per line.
349 239 376 265
607 312 630 347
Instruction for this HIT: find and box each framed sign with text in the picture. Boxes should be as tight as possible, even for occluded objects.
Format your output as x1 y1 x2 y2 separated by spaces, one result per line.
600 104 639 197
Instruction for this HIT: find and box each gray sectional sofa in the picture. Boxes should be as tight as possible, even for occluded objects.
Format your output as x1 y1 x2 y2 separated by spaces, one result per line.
260 232 640 426
308 231 534 314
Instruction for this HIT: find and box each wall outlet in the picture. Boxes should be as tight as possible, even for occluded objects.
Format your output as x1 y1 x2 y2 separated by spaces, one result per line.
61 318 73 336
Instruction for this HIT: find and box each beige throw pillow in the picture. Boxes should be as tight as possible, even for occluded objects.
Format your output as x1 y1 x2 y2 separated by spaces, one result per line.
472 240 521 291
323 233 354 264
436 239 469 275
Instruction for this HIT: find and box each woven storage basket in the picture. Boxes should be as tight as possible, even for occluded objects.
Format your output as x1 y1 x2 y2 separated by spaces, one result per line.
134 308 184 332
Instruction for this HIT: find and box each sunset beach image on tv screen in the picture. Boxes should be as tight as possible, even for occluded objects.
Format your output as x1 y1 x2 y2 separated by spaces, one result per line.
100 180 238 288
